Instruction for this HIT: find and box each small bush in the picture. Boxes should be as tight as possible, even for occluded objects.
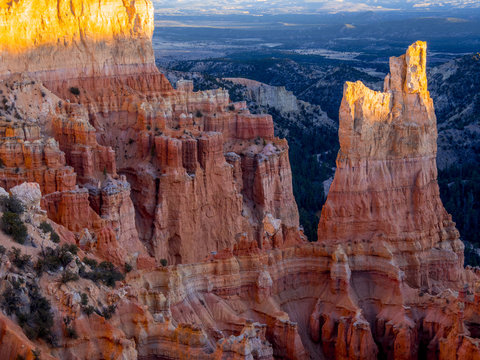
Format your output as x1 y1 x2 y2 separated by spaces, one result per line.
1 212 27 244
2 283 54 343
228 104 235 111
100 304 117 320
11 247 31 269
69 87 80 96
63 316 78 339
26 286 54 342
83 257 98 268
39 221 60 243
35 244 78 275
0 196 24 214
39 221 53 234
50 231 60 243
2 286 20 315
82 305 95 316
195 110 203 117
60 270 79 284
124 262 133 273
160 258 168 267
0 245 6 255
62 243 78 256
80 293 88 306
79 260 124 287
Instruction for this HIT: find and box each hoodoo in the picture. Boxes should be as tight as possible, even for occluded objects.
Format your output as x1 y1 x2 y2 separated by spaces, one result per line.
0 1 478 359
318 41 464 289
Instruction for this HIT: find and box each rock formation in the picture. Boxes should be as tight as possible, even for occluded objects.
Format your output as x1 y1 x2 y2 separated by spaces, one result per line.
225 78 300 113
0 0 478 359
0 0 303 267
318 41 463 289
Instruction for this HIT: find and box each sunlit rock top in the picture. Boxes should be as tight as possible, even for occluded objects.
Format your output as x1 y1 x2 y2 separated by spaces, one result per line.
0 0 155 78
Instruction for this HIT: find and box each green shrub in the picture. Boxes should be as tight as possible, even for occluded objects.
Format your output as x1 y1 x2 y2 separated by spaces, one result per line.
26 286 54 341
0 195 24 214
79 260 124 287
82 305 95 316
50 231 60 243
63 316 78 339
160 258 168 267
83 257 98 268
38 221 60 243
0 245 6 255
195 110 203 117
39 221 53 234
2 286 20 315
100 304 117 320
35 244 78 275
2 283 54 343
60 271 79 284
69 87 80 96
80 293 88 306
124 262 133 273
1 212 27 244
62 243 78 256
11 247 31 269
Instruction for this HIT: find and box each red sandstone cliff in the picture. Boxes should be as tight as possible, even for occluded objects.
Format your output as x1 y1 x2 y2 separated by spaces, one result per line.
318 41 463 289
0 1 478 359
0 0 303 267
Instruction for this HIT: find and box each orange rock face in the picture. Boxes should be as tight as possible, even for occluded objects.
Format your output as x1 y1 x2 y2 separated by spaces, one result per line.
0 0 301 267
0 1 479 359
312 41 479 359
318 41 463 288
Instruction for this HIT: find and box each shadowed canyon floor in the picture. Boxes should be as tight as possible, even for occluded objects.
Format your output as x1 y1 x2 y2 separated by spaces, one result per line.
0 1 478 359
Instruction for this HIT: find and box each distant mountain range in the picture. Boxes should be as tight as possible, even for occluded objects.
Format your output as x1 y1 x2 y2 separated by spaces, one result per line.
153 0 480 15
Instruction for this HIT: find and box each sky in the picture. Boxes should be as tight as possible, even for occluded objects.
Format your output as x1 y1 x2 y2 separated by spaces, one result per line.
153 0 480 15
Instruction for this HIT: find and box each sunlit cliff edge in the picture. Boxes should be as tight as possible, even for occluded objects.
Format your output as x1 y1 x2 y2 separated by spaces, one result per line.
0 0 155 77
0 1 478 359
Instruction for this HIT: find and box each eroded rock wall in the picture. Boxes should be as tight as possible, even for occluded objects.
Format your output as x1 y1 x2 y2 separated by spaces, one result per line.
0 0 478 359
318 41 463 289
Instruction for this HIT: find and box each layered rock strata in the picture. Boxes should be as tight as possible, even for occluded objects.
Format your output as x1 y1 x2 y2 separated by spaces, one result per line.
318 41 463 289
0 0 479 359
0 0 302 266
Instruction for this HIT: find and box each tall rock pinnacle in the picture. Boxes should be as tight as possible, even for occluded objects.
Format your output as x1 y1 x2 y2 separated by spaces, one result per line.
318 41 463 288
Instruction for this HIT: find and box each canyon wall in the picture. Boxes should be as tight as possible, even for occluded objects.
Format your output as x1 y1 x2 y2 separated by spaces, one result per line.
0 0 155 78
0 0 302 267
0 1 479 359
